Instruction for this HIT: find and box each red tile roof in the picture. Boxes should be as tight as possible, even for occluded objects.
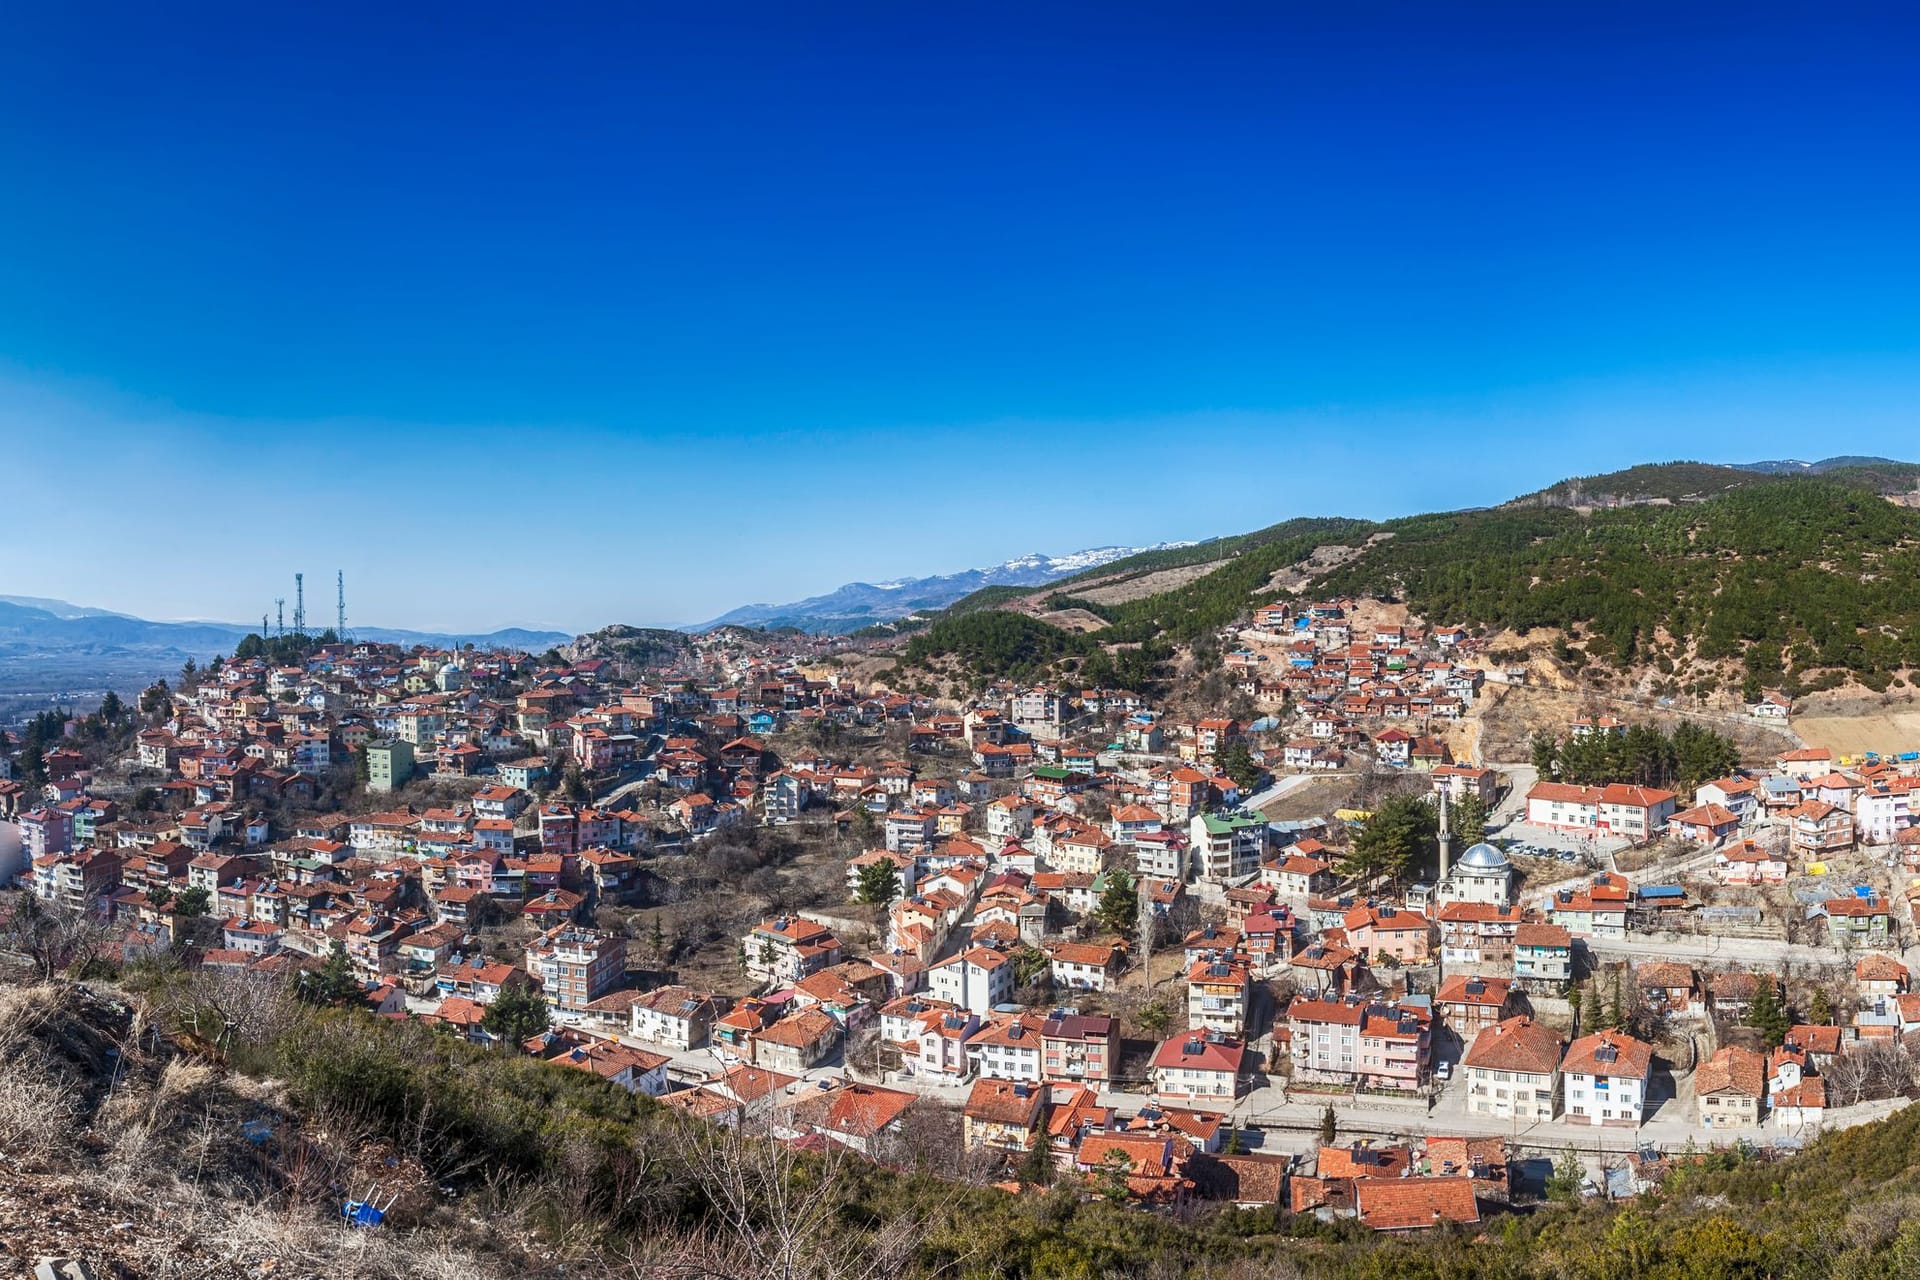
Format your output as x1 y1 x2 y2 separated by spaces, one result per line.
1355 1176 1480 1230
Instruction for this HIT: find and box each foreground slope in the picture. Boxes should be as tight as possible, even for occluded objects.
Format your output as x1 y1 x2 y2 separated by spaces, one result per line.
6 973 1920 1279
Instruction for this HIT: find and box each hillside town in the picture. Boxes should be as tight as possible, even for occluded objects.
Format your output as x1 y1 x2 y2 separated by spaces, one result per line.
4 598 1920 1226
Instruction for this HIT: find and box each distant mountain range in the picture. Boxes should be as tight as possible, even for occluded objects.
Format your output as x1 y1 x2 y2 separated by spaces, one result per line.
1733 456 1907 474
0 597 570 653
0 596 572 699
693 544 1196 633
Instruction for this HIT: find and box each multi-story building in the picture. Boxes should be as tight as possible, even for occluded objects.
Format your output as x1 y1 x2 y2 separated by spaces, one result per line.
1461 1016 1563 1123
968 1013 1045 1082
927 945 1013 1015
1696 1045 1768 1130
1047 941 1120 992
1287 995 1430 1091
365 739 415 793
1825 893 1892 946
1433 974 1515 1046
1040 1009 1116 1084
1856 781 1915 845
1186 954 1252 1035
1150 1031 1244 1101
743 915 843 987
961 1077 1046 1152
1512 922 1575 985
1788 800 1855 857
1694 776 1761 823
1561 1030 1653 1127
1187 810 1270 883
36 846 122 910
524 925 627 1013
1544 873 1631 940
630 986 724 1050
1524 782 1676 838
19 808 73 860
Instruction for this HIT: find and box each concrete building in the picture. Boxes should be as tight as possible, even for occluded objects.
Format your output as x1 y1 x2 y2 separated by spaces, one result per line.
1461 1016 1563 1123
365 739 415 793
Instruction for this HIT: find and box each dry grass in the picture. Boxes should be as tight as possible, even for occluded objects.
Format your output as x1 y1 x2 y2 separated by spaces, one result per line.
1071 559 1232 606
1036 607 1111 633
1793 689 1920 758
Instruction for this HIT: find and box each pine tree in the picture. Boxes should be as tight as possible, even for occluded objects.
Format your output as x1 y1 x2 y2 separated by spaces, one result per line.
1809 986 1833 1026
855 860 901 904
1451 792 1489 846
1601 974 1626 1032
1093 871 1137 936
296 941 361 1005
482 982 551 1044
1218 742 1261 791
1018 1133 1055 1188
1319 1103 1337 1146
1136 1000 1171 1038
1746 978 1790 1048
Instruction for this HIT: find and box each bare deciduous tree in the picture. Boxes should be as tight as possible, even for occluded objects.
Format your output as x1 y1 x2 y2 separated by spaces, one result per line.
0 890 116 981
647 1122 927 1280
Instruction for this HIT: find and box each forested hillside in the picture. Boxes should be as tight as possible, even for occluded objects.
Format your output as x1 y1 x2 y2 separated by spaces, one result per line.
896 464 1920 697
1321 476 1920 693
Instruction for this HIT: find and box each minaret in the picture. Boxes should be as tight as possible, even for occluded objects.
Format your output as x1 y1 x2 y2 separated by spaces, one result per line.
1436 788 1453 885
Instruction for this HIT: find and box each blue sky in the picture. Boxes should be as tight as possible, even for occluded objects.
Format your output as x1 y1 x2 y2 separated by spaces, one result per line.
2 3 1917 631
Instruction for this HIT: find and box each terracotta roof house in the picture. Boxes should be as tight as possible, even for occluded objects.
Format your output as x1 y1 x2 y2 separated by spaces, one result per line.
787 1081 917 1155
962 1078 1047 1152
1461 1016 1563 1123
1562 1030 1654 1127
1354 1176 1480 1231
1696 1045 1768 1130
1150 1032 1244 1101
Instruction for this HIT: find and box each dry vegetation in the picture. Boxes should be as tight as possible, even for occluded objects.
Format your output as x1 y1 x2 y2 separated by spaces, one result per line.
1069 560 1234 607
1792 687 1920 757
1262 532 1394 594
0 980 546 1279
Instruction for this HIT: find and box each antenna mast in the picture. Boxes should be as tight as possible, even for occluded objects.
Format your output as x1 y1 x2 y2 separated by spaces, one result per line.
275 599 285 638
336 570 347 639
293 573 305 637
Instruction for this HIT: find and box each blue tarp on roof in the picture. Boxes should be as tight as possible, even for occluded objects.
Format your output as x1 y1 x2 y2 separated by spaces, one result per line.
1637 885 1686 900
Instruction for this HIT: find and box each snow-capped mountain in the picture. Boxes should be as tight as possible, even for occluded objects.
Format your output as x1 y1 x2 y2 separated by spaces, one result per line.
1732 456 1903 474
695 544 1195 634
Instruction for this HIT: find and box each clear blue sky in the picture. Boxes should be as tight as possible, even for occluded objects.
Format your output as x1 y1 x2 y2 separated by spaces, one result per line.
3 3 1917 631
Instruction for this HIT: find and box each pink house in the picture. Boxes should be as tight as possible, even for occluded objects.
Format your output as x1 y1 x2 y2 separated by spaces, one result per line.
1342 903 1433 965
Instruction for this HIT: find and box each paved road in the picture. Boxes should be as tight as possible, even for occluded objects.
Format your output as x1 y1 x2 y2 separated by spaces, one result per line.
1237 1087 1906 1155
1585 931 1856 969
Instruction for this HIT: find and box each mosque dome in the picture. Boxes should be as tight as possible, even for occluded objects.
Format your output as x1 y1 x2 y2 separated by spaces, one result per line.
1458 842 1510 871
